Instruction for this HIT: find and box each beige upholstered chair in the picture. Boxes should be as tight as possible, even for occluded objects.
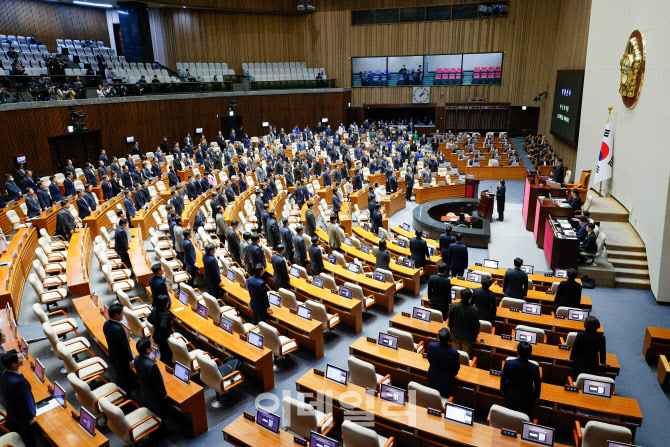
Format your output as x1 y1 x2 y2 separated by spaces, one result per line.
43 322 90 358
342 282 375 309
0 432 25 447
258 322 298 370
341 420 394 447
168 336 205 373
29 273 67 310
408 381 449 411
487 404 530 432
33 303 78 337
123 308 150 338
228 313 259 336
479 320 494 334
195 352 244 408
282 397 334 440
201 292 237 322
514 325 546 344
304 300 340 330
278 288 299 311
99 397 161 444
68 372 126 418
117 290 151 319
387 328 424 353
56 341 108 382
347 356 391 390
573 420 631 447
500 297 526 309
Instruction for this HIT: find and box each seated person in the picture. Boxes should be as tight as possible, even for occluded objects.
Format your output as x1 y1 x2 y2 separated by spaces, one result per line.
575 216 589 241
567 188 583 214
579 223 598 262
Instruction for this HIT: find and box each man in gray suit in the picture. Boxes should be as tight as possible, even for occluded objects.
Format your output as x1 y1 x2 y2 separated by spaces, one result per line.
255 164 266 184
214 205 227 242
292 226 308 268
420 166 431 186
173 216 185 260
271 244 290 290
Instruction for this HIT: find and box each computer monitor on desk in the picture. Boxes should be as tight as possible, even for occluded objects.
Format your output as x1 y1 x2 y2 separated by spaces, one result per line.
466 272 482 283
379 384 406 406
325 364 348 386
378 332 398 350
483 259 499 269
522 303 542 316
310 431 339 447
269 292 281 307
515 329 538 345
444 402 474 426
521 265 534 274
554 268 569 278
256 408 280 434
521 422 555 446
312 276 324 289
568 309 589 321
582 378 613 398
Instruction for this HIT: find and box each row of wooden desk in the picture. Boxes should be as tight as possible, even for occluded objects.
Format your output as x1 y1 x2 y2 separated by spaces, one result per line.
414 182 466 204
0 227 39 315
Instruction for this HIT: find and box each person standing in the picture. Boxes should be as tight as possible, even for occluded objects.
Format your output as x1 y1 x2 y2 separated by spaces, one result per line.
55 200 76 241
182 230 198 286
500 342 541 417
410 229 430 269
327 215 342 252
202 243 223 298
226 221 241 264
439 225 455 265
428 262 452 321
570 316 607 377
305 201 316 237
447 233 468 277
149 263 169 304
134 337 167 418
426 328 460 398
103 303 133 398
247 265 271 324
447 288 479 356
375 240 391 271
554 268 583 308
293 226 308 268
147 295 174 365
266 210 281 250
0 350 37 447
280 219 294 263
114 218 132 275
472 276 497 322
495 179 506 221
503 257 528 298
214 205 227 244
308 236 324 276
272 245 290 290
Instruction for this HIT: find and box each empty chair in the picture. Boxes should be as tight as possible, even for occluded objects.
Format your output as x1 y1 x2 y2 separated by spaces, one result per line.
479 320 494 334
282 397 334 440
0 432 25 446
342 282 375 309
43 322 90 358
98 397 161 445
347 356 391 390
572 373 615 392
29 273 67 310
408 381 449 411
160 258 190 285
560 331 578 347
201 292 237 322
196 352 244 408
123 307 150 338
228 313 259 336
317 273 338 291
500 297 525 309
278 288 299 310
387 328 424 353
68 372 126 420
117 290 151 319
458 350 477 367
573 420 631 447
57 341 108 381
304 300 339 330
342 420 394 446
102 265 135 293
32 260 66 289
487 404 530 432
39 228 68 250
5 209 28 229
180 283 205 310
33 303 78 337
258 321 298 370
514 325 546 343
168 336 205 373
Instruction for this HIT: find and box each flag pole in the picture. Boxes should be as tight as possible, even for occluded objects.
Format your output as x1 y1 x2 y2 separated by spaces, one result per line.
599 106 613 196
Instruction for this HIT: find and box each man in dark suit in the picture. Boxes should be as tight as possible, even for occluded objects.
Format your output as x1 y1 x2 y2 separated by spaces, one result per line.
110 157 122 178
84 184 97 212
35 182 53 210
404 169 414 201
247 265 271 324
0 350 37 447
447 233 468 277
202 243 223 298
121 166 133 189
568 188 583 214
167 166 180 187
133 183 146 210
114 218 132 273
308 236 324 276
149 263 169 300
503 257 528 298
371 203 384 235
48 176 63 203
249 233 266 269
305 201 317 237
428 262 452 320
103 303 134 398
570 316 607 377
75 188 91 219
439 225 455 265
293 226 308 268
101 175 113 200
84 163 98 187
123 190 135 219
500 341 542 417
448 288 480 356
579 223 598 261
63 172 75 198
254 193 264 233
63 160 77 178
280 219 294 263
4 174 22 201
473 276 497 322
496 179 506 221
24 188 41 218
266 210 281 250
226 221 242 264
272 245 290 290
110 172 122 197
55 201 76 241
575 216 589 242
426 328 460 398
134 338 167 418
552 158 565 184
97 160 108 182
554 268 583 308
410 229 430 268
182 230 198 286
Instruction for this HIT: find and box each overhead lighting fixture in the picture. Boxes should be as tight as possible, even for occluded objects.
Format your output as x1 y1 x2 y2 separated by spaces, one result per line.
522 106 527 110
307 1 315 11
72 1 113 7
297 1 305 11
118 11 128 15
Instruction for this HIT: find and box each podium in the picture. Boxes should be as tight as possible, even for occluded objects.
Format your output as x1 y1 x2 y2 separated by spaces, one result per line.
478 191 495 220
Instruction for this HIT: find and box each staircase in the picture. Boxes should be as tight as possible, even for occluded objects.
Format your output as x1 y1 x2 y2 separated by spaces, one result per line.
607 241 651 289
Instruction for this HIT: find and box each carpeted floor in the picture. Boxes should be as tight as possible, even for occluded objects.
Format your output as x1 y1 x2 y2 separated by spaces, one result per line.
15 138 670 446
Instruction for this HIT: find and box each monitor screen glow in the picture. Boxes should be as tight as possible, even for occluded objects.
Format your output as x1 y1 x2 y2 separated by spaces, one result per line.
325 364 348 385
348 263 360 274
339 287 353 299
256 408 280 434
220 317 234 334
378 332 398 350
174 361 190 384
79 407 96 436
178 290 188 305
554 268 568 278
568 309 589 321
444 403 474 426
312 277 324 289
483 259 499 269
521 422 555 446
290 266 301 278
53 381 66 408
515 330 538 345
379 384 405 406
297 305 312 320
269 292 281 307
227 270 235 281
522 303 542 316
310 431 339 447
248 331 264 349
196 303 208 319
412 307 430 322
373 272 386 282
582 379 612 398
521 265 534 274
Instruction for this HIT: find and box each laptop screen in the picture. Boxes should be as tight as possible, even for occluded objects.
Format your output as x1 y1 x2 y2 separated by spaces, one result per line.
79 407 96 436
568 309 590 321
554 268 568 278
373 272 386 282
515 329 538 345
402 259 415 269
325 364 348 385
174 361 190 384
466 272 482 283
269 292 281 307
312 276 324 289
53 381 66 408
379 384 405 406
412 307 430 322
290 266 301 278
444 402 474 426
220 317 234 334
402 223 410 231
297 305 312 320
362 223 370 231
521 265 534 274
348 263 360 274
196 303 208 319
344 237 352 246
606 442 641 447
360 244 371 254
522 303 542 316
339 287 353 299
34 359 45 382
396 239 408 248
483 259 499 269
521 422 555 446
582 378 613 398
378 332 398 350
178 290 188 305
327 254 337 264
310 431 339 447
248 331 264 349
256 408 280 434
227 270 235 281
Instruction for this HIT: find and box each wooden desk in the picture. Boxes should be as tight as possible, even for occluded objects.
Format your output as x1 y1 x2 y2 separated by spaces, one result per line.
264 262 363 334
522 176 567 232
129 228 152 286
83 195 124 238
493 307 602 344
543 218 579 269
387 315 619 383
296 369 572 447
65 228 92 297
30 207 61 235
642 327 670 363
380 191 407 218
220 276 325 359
391 226 440 251
533 198 574 249
223 415 298 447
346 337 641 436
0 227 39 314
130 196 162 240
467 264 583 287
465 165 527 181
167 294 275 392
72 296 208 437
349 186 369 212
0 309 110 446
414 183 466 204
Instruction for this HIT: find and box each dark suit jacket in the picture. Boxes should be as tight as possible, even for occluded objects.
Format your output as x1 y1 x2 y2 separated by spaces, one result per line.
247 274 269 313
103 319 133 371
266 218 280 249
49 182 63 202
473 287 497 322
439 234 456 262
149 275 168 299
203 252 221 290
371 209 383 234
308 244 324 274
63 178 75 197
84 169 98 186
168 171 180 187
447 242 468 270
428 274 452 320
570 331 606 375
581 232 597 254
305 210 316 236
55 208 76 240
293 235 307 262
426 342 460 398
25 194 42 217
280 226 294 259
503 268 528 298
76 196 90 219
500 358 541 414
569 195 583 212
114 226 129 255
554 279 583 308
134 355 166 413
0 370 36 427
552 164 565 183
410 237 429 268
101 181 113 200
448 301 480 343
272 253 290 290
226 228 241 263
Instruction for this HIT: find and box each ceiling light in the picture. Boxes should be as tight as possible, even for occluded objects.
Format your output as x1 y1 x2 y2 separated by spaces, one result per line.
73 1 113 7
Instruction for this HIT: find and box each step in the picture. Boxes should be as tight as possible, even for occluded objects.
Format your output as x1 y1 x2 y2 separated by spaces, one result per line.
615 277 651 289
609 258 648 269
606 249 648 260
613 267 650 279
606 243 647 252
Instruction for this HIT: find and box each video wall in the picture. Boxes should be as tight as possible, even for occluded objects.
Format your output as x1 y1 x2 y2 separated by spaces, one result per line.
352 52 503 87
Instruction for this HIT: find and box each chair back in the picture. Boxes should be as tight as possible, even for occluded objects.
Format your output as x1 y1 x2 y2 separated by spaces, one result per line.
583 193 593 212
575 373 615 391
375 268 395 283
347 356 379 389
501 297 526 309
343 282 365 301
32 260 47 280
180 283 200 309
488 404 529 432
195 351 222 392
99 397 132 444
258 322 281 356
42 322 60 352
167 337 193 370
318 273 338 291
479 320 493 333
341 420 381 445
278 288 299 310
122 307 145 338
551 282 559 293
594 233 606 257
116 290 133 309
282 397 318 440
331 251 346 266
56 341 78 373
202 292 223 321
228 314 250 335
565 331 578 346
514 325 546 343
581 421 631 447
408 381 444 410
555 306 582 317
304 300 328 329
32 302 49 323
458 350 472 366
67 372 100 415
387 328 415 351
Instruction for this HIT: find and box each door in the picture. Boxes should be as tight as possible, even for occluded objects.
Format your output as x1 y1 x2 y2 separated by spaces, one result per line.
47 131 102 173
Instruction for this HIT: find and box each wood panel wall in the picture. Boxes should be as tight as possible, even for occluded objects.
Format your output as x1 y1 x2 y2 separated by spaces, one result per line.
0 91 350 179
0 0 109 53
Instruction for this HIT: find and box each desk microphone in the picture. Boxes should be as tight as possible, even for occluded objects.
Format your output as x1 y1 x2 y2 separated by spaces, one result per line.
548 193 553 202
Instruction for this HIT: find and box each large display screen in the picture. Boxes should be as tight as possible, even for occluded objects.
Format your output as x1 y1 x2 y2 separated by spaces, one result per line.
550 70 585 146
